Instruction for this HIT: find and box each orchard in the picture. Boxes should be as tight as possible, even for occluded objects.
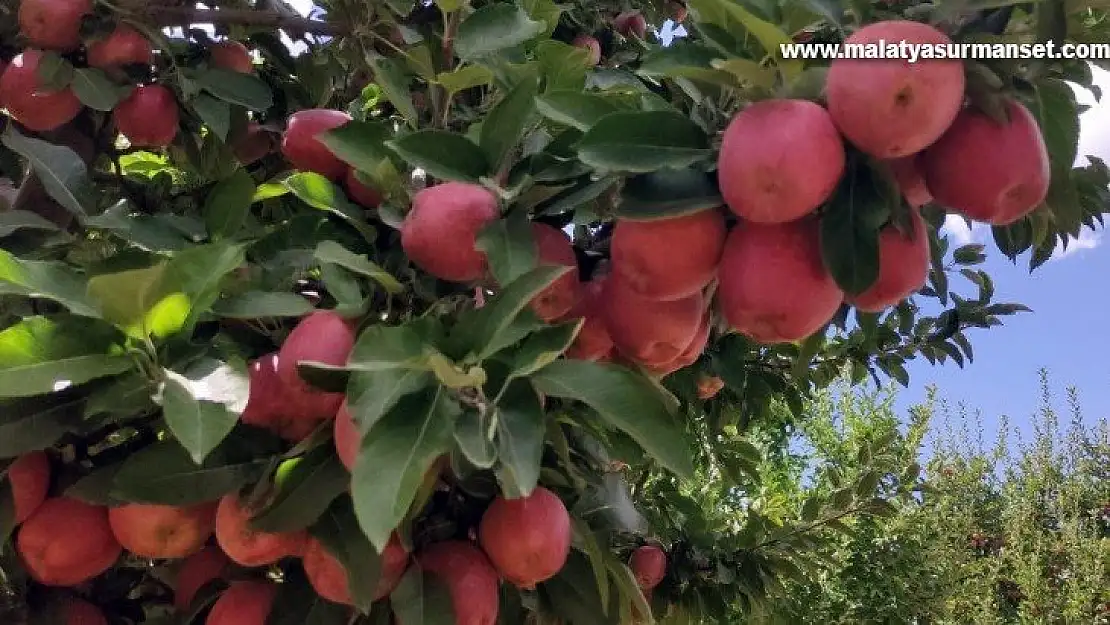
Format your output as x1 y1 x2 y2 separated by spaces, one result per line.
0 0 1106 621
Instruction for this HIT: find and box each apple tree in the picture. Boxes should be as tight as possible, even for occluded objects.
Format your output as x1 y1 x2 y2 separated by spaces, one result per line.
0 0 1106 622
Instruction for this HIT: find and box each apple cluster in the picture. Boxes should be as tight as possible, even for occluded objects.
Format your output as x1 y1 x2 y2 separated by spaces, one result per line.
1 0 253 148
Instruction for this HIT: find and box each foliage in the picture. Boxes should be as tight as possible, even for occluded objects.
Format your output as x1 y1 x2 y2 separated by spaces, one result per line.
0 0 1107 621
761 371 1110 624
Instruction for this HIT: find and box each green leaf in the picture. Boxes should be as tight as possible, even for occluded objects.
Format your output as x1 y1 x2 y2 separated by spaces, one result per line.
2 126 94 217
606 559 653 624
688 0 802 81
494 380 546 498
283 172 377 242
458 265 572 361
436 65 495 98
390 568 456 625
571 518 611 613
369 56 418 128
481 75 540 170
35 51 74 89
386 131 491 182
253 182 289 202
0 250 99 317
506 320 582 378
192 94 233 141
535 40 591 92
347 323 431 372
160 360 248 464
211 292 315 318
310 495 387 614
575 111 711 173
521 0 563 36
84 200 190 252
71 68 127 111
0 211 62 237
314 241 404 294
1034 78 1080 177
637 43 737 86
455 4 546 60
252 446 349 533
820 164 887 295
713 58 778 91
475 211 538 286
204 168 255 240
454 408 498 469
317 120 393 173
111 441 269 506
617 168 723 220
0 392 85 458
352 386 458 551
347 369 435 434
0 316 132 398
535 91 620 132
531 360 694 479
194 69 274 111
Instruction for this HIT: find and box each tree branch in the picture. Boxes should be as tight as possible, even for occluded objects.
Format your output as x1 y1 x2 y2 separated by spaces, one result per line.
134 6 348 36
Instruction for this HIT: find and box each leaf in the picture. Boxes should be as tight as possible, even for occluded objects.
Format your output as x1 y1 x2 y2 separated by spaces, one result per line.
310 495 387 614
251 446 349 533
390 568 456 625
352 386 458 551
606 559 653 624
0 316 132 398
506 320 582 378
192 94 232 141
454 408 498 469
0 392 85 458
347 323 431 372
576 111 711 173
204 168 255 240
194 69 274 111
2 126 94 217
617 169 723 220
571 518 611 613
111 441 269 506
531 360 694 479
70 68 126 111
211 292 315 318
475 211 538 286
1034 78 1080 177
819 164 887 295
369 56 418 128
481 75 540 170
535 91 619 132
688 0 802 81
0 211 62 237
535 40 591 92
0 250 99 317
494 380 546 498
253 182 289 202
436 65 495 98
282 172 376 242
712 58 778 91
160 362 247 464
637 43 737 86
459 265 572 360
317 120 393 173
348 369 435 435
386 131 491 183
521 0 562 36
455 4 546 60
314 241 404 294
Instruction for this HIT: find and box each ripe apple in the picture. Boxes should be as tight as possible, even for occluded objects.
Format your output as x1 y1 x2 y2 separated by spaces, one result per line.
921 99 1050 226
400 181 500 283
717 99 845 224
826 20 965 158
209 40 253 73
18 0 92 51
572 34 602 66
615 11 648 38
86 24 153 69
114 84 180 148
479 487 572 588
0 50 84 132
281 109 353 180
610 208 726 301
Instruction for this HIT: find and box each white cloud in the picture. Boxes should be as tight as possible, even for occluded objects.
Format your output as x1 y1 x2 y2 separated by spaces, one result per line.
1049 227 1102 261
941 214 988 246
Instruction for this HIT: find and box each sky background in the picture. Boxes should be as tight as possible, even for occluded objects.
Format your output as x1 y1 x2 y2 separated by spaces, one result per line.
259 4 1108 442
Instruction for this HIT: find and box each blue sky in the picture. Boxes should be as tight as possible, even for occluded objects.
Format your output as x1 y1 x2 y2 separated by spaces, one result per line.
895 67 1110 439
